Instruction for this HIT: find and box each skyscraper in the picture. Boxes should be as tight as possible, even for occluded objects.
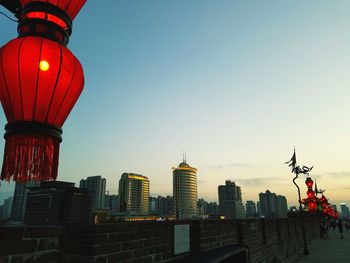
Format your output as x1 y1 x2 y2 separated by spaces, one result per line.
80 175 106 211
257 201 261 216
259 190 288 218
173 158 198 219
267 190 277 216
25 181 91 224
259 192 269 217
1 197 13 220
11 181 40 221
149 196 173 216
246 200 257 218
105 194 119 214
218 180 245 219
118 173 150 215
156 195 173 217
340 203 350 218
208 202 219 216
276 195 288 218
149 197 157 214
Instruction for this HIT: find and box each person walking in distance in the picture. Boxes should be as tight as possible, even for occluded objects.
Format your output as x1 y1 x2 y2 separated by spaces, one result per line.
346 219 350 233
338 219 344 239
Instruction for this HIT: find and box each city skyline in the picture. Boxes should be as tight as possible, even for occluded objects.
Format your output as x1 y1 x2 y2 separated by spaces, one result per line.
1 1 350 206
0 161 345 211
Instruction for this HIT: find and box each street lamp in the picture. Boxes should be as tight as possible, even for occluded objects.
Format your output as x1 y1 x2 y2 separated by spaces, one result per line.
286 149 311 255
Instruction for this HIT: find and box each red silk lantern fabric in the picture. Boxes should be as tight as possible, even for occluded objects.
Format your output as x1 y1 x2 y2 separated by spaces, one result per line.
0 36 84 181
0 37 83 126
20 0 87 20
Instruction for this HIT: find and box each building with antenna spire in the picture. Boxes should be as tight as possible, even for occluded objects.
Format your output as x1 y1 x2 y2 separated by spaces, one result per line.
172 154 198 220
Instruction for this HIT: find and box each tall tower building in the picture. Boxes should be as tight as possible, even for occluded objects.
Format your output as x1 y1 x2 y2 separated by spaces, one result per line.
257 201 261 216
340 203 350 218
246 200 257 218
11 181 40 221
25 181 91 224
118 173 150 215
80 175 106 211
266 190 277 217
218 180 245 219
1 197 13 220
259 190 287 218
276 195 288 218
105 194 119 214
259 192 269 217
173 157 198 219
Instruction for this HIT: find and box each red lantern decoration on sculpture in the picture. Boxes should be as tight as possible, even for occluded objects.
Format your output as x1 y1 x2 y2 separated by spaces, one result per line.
306 190 315 199
0 0 86 181
303 177 317 211
320 195 327 203
307 201 316 211
305 177 313 188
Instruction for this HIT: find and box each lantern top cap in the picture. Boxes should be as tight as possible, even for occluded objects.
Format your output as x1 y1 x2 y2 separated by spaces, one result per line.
305 177 313 181
19 0 87 20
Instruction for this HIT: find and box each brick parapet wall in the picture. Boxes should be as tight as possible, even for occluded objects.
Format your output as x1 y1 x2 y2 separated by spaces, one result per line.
61 221 187 263
0 226 62 263
0 216 322 263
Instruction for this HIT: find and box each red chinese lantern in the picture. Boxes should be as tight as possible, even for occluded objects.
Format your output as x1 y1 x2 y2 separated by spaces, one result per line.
0 0 86 181
308 201 316 211
305 177 313 188
307 190 315 199
320 195 327 203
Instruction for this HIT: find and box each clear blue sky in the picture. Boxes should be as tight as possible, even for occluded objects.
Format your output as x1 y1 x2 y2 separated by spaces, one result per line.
1 1 350 207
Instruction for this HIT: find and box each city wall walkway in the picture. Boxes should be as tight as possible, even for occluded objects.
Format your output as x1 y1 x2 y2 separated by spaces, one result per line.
295 226 350 263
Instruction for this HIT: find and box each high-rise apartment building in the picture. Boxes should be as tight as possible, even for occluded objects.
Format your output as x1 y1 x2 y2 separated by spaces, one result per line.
118 173 150 215
11 181 40 221
80 175 106 211
156 195 173 216
218 180 245 219
149 197 157 214
173 159 198 219
24 181 91 224
259 190 288 218
1 197 13 220
197 199 219 216
105 194 119 214
276 195 288 218
340 203 350 218
267 190 277 216
208 202 219 216
257 201 261 216
259 192 269 217
246 200 257 218
198 198 207 216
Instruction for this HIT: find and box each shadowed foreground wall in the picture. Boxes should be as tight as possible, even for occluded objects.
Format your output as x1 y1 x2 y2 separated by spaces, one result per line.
0 216 321 263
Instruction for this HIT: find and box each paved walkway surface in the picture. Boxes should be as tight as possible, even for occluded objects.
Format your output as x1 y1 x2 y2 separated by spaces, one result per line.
294 228 350 263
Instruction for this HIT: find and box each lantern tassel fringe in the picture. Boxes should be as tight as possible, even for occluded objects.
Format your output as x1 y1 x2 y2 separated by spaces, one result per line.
0 134 59 182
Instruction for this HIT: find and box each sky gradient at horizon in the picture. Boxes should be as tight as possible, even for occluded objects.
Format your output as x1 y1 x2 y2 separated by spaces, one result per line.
1 1 350 207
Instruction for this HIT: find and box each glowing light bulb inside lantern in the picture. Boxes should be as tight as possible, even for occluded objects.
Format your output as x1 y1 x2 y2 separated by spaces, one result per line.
39 60 49 71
